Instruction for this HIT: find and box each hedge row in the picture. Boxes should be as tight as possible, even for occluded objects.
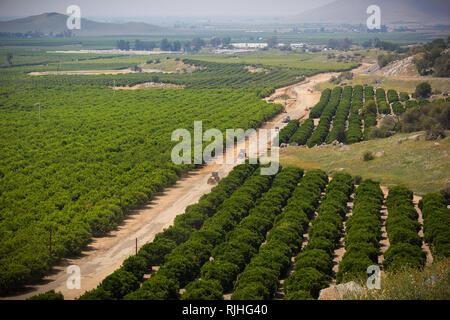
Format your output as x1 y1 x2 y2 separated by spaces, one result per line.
336 179 384 283
23 163 259 300
362 87 378 140
392 101 406 115
326 86 353 144
289 119 314 145
309 88 332 119
307 87 342 147
77 164 272 300
345 86 363 143
383 186 426 271
364 86 374 101
351 85 363 113
137 166 274 296
278 120 300 144
387 89 399 104
230 170 329 300
419 193 450 258
345 114 363 144
181 167 304 299
285 172 354 299
363 112 377 140
376 88 390 115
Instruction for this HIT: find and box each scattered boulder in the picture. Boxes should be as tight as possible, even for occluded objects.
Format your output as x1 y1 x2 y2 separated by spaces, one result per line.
280 143 288 148
408 134 422 141
337 168 345 172
340 144 351 151
434 142 440 146
319 281 364 300
332 140 339 146
375 151 385 157
395 137 408 145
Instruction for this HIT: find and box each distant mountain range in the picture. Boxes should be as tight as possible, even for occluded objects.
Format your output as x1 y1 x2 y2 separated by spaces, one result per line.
0 12 162 36
294 0 450 25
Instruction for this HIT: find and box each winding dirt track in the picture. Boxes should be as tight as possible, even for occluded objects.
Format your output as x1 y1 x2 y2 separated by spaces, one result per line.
4 72 337 300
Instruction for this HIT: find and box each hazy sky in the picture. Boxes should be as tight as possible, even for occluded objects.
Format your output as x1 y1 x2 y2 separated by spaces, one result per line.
0 0 335 17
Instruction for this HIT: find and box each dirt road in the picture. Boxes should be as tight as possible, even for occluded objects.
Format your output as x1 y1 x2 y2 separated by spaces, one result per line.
4 71 336 300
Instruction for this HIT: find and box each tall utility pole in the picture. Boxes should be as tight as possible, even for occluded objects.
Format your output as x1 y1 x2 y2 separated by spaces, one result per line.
35 102 43 120
135 238 138 255
49 226 52 257
113 80 116 96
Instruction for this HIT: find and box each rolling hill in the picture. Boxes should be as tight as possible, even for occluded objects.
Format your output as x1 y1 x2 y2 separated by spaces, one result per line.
293 0 450 25
0 12 162 36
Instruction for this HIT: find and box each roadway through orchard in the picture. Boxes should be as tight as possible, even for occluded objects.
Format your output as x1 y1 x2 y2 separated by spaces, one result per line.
4 71 337 300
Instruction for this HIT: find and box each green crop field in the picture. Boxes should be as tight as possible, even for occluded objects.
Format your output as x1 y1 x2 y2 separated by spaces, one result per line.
1 22 449 302
0 43 361 295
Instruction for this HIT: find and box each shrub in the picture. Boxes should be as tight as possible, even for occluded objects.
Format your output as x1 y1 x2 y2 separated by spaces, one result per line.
284 267 329 299
123 274 179 300
158 254 199 287
231 282 269 300
383 243 426 271
122 255 148 280
77 286 114 300
200 260 240 292
284 290 314 300
345 243 379 262
136 238 177 267
234 267 279 299
101 269 140 299
392 101 405 115
363 151 374 161
304 237 335 255
27 290 64 300
388 228 422 246
294 249 334 275
336 252 374 283
181 279 224 300
426 123 446 140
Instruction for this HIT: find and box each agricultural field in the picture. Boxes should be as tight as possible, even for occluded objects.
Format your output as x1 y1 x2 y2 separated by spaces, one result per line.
280 132 450 195
71 165 449 301
0 84 282 295
316 73 450 95
286 84 449 147
0 37 362 297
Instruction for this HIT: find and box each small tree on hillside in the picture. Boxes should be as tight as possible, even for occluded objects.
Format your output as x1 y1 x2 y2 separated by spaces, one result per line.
415 82 432 98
